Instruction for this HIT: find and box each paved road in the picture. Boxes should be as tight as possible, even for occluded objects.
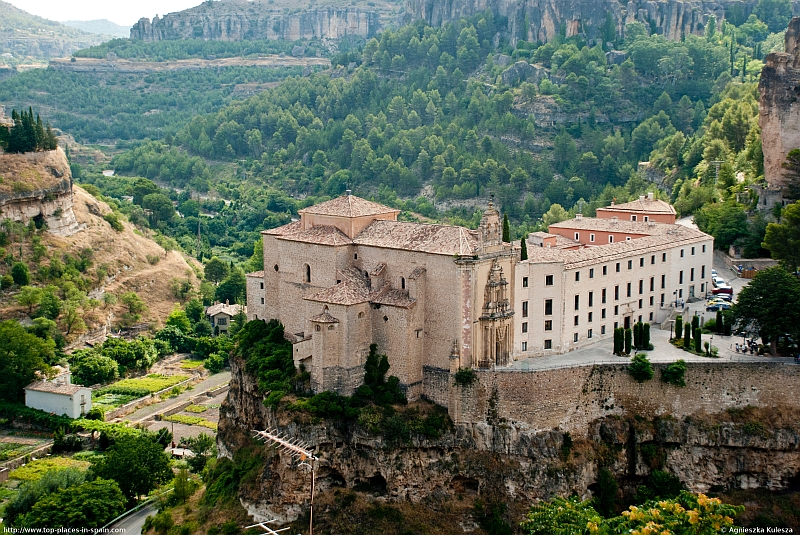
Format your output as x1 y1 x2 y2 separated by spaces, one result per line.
108 502 157 535
122 371 230 424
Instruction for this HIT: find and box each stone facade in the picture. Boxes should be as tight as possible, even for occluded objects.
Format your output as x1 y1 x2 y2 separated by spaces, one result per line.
247 193 515 400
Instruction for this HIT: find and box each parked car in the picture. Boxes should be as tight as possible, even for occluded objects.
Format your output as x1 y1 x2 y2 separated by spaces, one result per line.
706 302 732 311
707 297 727 306
712 276 725 287
711 268 718 277
712 285 734 296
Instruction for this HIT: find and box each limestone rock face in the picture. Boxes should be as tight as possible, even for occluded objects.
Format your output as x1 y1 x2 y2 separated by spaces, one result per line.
130 4 380 42
759 17 800 190
219 352 800 525
0 148 82 236
405 0 754 44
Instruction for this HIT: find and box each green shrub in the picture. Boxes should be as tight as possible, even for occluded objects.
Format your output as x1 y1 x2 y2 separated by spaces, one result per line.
634 470 684 503
628 353 653 383
453 367 477 386
661 359 687 387
103 212 124 232
11 261 30 286
593 468 618 518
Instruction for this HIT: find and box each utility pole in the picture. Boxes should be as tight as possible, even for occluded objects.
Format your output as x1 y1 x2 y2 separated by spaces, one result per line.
251 429 319 535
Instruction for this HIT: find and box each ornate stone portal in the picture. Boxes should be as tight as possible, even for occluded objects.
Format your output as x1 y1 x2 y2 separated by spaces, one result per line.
477 259 514 368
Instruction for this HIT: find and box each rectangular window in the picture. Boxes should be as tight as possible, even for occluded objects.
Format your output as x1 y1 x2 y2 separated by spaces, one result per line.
703 244 707 253
545 274 554 286
260 282 264 289
690 267 695 282
602 288 607 303
602 308 607 319
638 299 643 309
590 233 595 242
628 260 633 270
662 252 667 262
632 215 637 221
660 293 665 306
574 315 579 326
574 295 580 310
679 289 683 298
522 322 528 333
544 320 553 331
260 297 265 304
601 325 606 335
627 282 632 297
588 311 593 323
661 274 666 289
609 235 614 243
544 300 552 315
639 279 643 294
522 276 528 288
522 341 527 351
217 317 227 326
588 291 594 307
603 265 608 275
588 329 593 339
679 271 684 284
614 305 619 315
691 246 695 255
640 257 644 267
701 283 705 292
649 312 653 321
650 277 655 292
615 285 619 300
701 265 705 278
644 216 649 222
681 249 685 258
614 321 618 329
589 268 594 278
649 296 654 306
522 301 529 317
651 255 655 265
616 262 620 273
544 339 552 349
575 232 580 241
574 333 579 342
575 271 580 282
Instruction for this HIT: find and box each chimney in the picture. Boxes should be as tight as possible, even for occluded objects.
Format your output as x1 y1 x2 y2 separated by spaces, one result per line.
226 299 230 305
575 213 583 220
345 189 352 196
639 194 645 202
647 192 654 201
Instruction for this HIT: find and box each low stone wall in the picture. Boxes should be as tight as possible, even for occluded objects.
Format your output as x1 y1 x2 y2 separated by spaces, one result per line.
715 250 778 272
448 362 800 436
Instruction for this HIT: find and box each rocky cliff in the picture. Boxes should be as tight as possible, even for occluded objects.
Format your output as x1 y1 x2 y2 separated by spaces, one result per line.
406 0 768 44
0 148 82 236
218 352 800 525
130 3 380 42
759 17 800 191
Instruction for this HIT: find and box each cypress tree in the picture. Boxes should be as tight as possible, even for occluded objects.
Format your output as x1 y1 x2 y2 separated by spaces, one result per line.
624 327 632 354
684 323 691 348
716 310 723 334
643 322 650 349
502 213 510 242
633 322 641 349
691 315 699 331
35 114 45 149
675 315 682 340
520 236 528 261
693 325 702 352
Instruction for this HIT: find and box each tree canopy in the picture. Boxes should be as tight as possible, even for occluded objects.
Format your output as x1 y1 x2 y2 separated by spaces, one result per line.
0 320 54 402
91 434 173 503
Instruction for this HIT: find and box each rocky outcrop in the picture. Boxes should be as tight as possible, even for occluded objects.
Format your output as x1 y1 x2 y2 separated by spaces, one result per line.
405 0 767 44
0 148 82 236
130 4 380 42
759 17 800 190
219 352 800 525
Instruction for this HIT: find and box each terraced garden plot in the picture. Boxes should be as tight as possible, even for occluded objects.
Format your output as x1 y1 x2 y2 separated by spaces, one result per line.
179 360 205 370
91 393 141 411
8 457 90 482
95 374 190 397
162 414 217 431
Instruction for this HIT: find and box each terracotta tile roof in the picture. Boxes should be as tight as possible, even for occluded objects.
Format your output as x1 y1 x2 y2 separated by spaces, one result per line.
304 268 371 305
409 266 426 279
262 220 302 236
354 221 481 256
370 262 387 276
599 198 676 215
246 270 264 278
298 194 400 218
525 223 710 269
25 381 85 395
276 224 352 246
370 285 416 308
206 303 246 317
310 309 339 323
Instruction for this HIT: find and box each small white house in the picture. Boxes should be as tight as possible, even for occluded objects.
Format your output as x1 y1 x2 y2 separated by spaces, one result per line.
205 301 246 335
24 366 91 419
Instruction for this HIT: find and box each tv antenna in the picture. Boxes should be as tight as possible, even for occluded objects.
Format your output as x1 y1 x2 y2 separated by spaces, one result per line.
251 429 319 535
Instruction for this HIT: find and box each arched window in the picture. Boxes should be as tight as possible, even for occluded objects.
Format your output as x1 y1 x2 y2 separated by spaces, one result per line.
304 264 311 283
401 277 406 289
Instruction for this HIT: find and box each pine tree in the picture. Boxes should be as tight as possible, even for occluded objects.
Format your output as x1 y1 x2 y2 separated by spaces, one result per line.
502 213 510 242
520 237 528 261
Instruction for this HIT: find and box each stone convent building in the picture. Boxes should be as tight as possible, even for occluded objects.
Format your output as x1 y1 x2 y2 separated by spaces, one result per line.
247 192 712 401
246 192 516 400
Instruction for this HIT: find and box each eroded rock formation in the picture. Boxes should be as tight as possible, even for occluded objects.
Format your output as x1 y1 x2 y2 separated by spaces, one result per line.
218 351 800 524
406 0 762 44
759 17 800 191
130 4 380 42
0 148 82 236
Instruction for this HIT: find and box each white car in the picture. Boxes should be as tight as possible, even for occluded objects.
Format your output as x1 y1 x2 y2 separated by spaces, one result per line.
712 276 725 287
